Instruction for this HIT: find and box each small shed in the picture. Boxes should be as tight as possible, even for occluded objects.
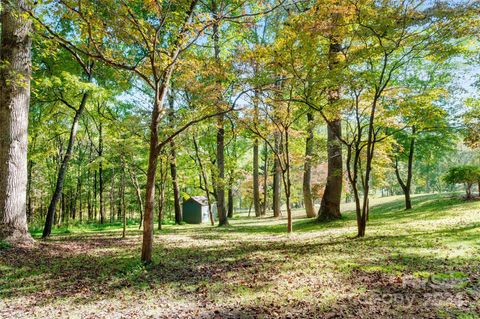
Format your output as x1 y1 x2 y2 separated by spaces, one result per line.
182 196 213 224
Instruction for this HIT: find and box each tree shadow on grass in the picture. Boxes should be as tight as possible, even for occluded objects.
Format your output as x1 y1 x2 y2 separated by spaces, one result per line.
1 193 478 317
184 194 471 236
368 193 474 222
2 219 479 298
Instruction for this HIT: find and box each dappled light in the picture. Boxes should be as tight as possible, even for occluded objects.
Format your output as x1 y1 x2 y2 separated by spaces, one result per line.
1 0 479 317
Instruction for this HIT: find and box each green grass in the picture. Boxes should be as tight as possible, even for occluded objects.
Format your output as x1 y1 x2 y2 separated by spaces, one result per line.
1 193 479 318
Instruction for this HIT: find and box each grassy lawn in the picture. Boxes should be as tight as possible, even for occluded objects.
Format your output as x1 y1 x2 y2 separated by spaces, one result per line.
1 193 479 318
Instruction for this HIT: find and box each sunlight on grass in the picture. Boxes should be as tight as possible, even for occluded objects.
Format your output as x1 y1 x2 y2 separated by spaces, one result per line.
1 193 479 318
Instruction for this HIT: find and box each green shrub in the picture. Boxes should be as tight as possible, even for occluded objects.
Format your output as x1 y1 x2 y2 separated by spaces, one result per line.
443 165 480 199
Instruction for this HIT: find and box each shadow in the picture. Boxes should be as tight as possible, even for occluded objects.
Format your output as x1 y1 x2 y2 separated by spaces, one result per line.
1 193 478 318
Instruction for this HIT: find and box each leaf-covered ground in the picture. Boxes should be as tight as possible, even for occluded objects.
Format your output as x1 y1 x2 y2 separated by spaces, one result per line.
1 193 479 318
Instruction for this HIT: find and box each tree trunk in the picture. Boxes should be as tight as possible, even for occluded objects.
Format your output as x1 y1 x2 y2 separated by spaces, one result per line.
282 129 292 233
79 172 83 223
357 95 381 237
157 183 165 231
42 92 89 237
157 158 168 231
87 170 92 221
121 163 126 238
253 92 260 217
142 102 160 260
109 169 115 223
318 38 343 222
303 112 315 218
99 123 105 223
216 114 228 225
140 0 198 263
262 141 268 215
94 170 97 221
404 128 415 210
253 138 260 217
117 166 124 223
227 186 234 218
73 175 80 220
466 183 472 199
318 119 343 221
212 2 228 227
27 159 34 222
61 192 66 225
394 130 415 211
0 0 34 245
272 132 282 217
168 93 182 225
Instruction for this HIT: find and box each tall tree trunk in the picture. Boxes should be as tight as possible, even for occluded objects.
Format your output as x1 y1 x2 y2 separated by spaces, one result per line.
141 0 198 263
262 141 268 215
272 132 281 217
94 169 97 221
227 186 234 218
394 126 416 210
142 99 161 260
42 75 91 237
212 0 228 226
253 92 260 217
98 122 105 223
303 112 315 218
282 129 292 233
61 192 66 226
27 159 34 222
86 148 92 221
116 167 122 221
357 96 380 237
318 120 343 221
73 175 80 220
253 137 260 217
168 94 182 225
0 0 34 245
157 160 167 231
404 128 415 209
109 168 115 223
87 170 92 221
318 39 343 222
79 172 83 223
121 163 126 238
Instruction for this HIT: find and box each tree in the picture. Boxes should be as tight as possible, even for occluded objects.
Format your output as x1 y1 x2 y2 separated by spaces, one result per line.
282 0 460 237
0 0 34 245
211 0 228 227
167 93 182 225
391 60 453 210
34 0 229 262
246 78 303 233
317 17 344 222
41 55 94 238
444 165 480 199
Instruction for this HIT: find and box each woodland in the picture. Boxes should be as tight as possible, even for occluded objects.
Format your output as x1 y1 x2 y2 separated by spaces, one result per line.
1 0 480 318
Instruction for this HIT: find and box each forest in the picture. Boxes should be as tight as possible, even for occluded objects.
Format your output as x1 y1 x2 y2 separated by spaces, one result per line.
1 0 480 318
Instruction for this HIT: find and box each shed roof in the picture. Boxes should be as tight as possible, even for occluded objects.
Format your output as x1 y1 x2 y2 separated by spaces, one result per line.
186 196 209 206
